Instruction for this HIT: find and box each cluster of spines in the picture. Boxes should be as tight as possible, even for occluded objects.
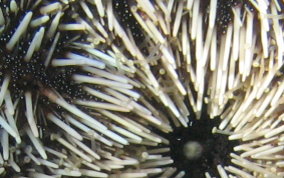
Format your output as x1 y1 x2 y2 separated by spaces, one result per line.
0 0 283 178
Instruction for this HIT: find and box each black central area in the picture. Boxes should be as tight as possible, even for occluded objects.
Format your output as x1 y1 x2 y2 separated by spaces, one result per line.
168 112 238 178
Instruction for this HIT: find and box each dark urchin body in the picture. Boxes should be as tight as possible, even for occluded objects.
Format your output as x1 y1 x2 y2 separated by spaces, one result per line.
0 2 86 100
0 1 93 176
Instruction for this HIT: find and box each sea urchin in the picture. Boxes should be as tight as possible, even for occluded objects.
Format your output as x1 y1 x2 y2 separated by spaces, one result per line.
0 0 284 178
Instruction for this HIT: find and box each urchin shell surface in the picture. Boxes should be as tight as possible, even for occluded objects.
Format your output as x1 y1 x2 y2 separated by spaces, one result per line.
0 0 284 178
